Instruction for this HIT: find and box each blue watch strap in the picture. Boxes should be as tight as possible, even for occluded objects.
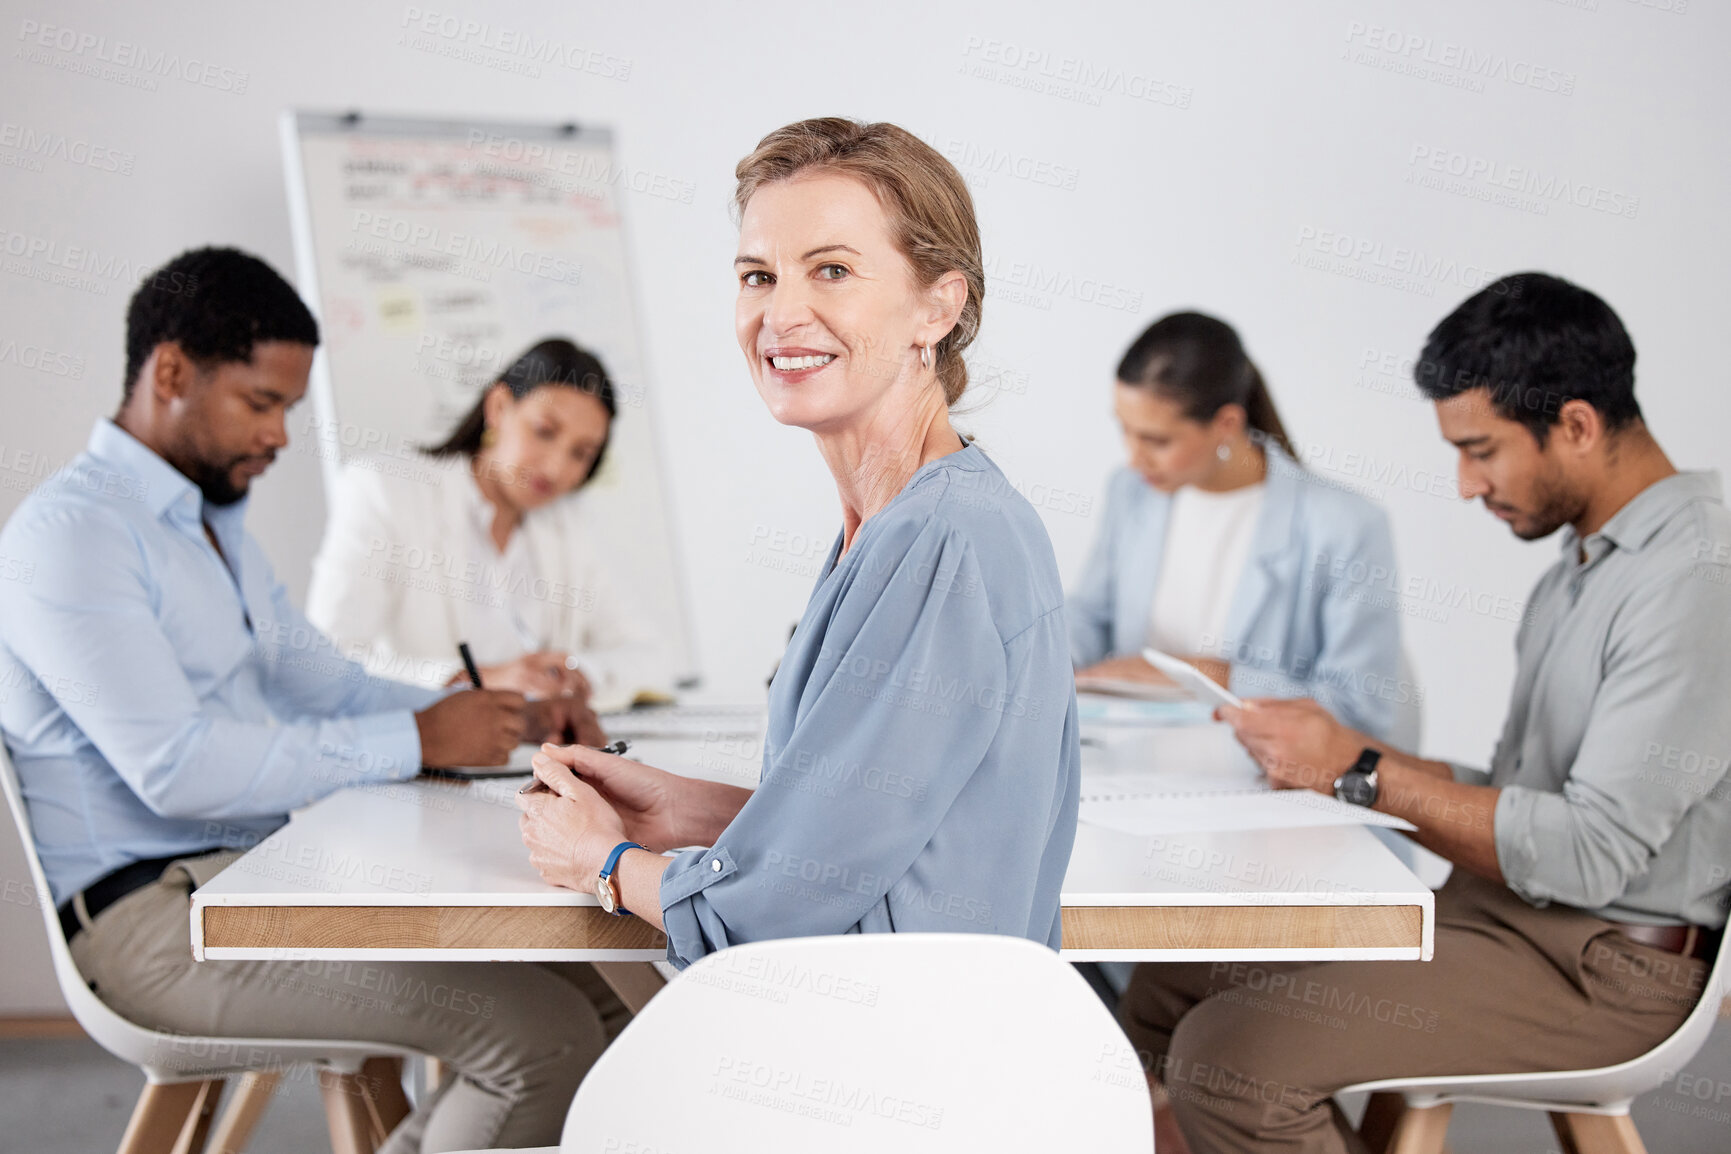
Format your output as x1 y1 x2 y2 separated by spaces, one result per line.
600 841 647 916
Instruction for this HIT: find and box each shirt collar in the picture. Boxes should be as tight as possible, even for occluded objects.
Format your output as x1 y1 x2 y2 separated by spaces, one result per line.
1562 470 1723 558
456 457 496 534
86 418 250 529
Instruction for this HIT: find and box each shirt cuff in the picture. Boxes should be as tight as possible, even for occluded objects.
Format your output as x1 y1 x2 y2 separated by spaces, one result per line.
658 845 739 969
1449 761 1492 786
349 710 425 782
1493 785 1543 903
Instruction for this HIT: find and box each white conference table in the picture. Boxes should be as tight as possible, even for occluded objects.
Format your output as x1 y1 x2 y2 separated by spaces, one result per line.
191 712 1435 1005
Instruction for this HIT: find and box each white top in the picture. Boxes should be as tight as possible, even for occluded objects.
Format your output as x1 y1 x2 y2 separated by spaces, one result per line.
306 455 673 711
189 722 1434 964
1146 482 1265 658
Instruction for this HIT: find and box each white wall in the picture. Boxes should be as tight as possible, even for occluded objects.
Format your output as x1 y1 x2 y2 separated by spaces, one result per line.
1 0 1723 1013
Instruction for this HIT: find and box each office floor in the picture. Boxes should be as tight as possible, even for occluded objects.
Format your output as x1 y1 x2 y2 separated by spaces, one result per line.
3 1020 1728 1152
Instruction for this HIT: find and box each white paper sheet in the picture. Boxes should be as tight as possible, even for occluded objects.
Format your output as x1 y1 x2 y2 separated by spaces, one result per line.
599 703 766 740
1080 785 1418 836
1076 693 1216 727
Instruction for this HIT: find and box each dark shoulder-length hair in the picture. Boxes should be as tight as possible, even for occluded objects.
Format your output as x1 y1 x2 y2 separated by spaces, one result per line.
1116 311 1297 461
426 338 619 481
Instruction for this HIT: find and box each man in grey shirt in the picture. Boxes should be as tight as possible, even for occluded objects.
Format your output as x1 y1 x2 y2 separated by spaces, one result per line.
1119 273 1729 1154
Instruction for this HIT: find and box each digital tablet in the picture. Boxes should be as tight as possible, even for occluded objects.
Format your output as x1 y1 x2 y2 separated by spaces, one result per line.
1141 648 1246 710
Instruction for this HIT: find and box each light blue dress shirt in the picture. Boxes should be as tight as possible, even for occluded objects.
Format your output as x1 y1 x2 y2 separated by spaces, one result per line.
0 420 440 904
1068 449 1410 741
660 444 1082 968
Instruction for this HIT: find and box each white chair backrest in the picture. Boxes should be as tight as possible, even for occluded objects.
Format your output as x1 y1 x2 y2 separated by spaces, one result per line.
0 744 403 1081
0 743 161 1063
1350 929 1730 1112
560 933 1153 1153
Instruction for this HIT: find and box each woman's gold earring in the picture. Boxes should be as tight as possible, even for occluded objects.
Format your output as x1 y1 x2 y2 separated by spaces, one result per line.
481 427 498 450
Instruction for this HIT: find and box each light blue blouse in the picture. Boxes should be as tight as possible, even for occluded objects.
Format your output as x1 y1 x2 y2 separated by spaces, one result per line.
1068 450 1411 741
659 444 1081 968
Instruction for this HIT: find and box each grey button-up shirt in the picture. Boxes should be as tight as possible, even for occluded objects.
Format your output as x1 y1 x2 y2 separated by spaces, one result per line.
1454 471 1731 928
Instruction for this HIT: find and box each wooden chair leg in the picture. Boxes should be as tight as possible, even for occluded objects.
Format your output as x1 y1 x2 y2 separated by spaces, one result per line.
317 1070 380 1154
1553 1112 1648 1154
206 1070 280 1154
592 962 666 1014
170 1079 224 1154
116 1080 219 1154
356 1057 412 1146
1357 1091 1409 1154
1384 1102 1451 1154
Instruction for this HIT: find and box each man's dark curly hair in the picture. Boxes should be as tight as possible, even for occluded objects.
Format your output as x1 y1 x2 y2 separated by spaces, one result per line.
1413 272 1640 445
123 247 320 400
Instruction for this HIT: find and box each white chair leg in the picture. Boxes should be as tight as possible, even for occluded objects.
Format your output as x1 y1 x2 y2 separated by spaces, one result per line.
1384 1102 1451 1154
117 1079 223 1154
1553 1112 1648 1154
206 1070 280 1154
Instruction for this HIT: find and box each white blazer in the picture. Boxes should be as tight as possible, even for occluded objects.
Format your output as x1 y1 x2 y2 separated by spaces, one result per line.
306 455 672 711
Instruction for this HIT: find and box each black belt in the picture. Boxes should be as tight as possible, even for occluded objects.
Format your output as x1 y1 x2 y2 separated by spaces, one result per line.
57 851 216 942
1608 920 1721 963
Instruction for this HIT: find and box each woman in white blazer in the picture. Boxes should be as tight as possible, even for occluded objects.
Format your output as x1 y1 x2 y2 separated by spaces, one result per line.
1069 312 1415 742
307 338 670 712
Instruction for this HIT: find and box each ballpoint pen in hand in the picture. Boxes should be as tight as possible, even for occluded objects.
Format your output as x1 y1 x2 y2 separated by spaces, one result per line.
457 641 484 689
519 739 630 795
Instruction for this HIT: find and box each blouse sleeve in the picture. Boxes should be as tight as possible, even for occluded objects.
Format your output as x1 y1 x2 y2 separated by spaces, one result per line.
659 514 1008 967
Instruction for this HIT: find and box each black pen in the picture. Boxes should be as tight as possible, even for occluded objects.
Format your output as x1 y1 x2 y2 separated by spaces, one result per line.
457 641 484 689
519 739 631 795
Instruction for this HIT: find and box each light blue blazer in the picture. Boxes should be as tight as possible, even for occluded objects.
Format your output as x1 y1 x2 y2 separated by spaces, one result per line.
1068 450 1412 742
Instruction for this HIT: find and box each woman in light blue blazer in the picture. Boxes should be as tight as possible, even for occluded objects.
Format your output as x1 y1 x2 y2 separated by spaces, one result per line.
1069 311 1414 742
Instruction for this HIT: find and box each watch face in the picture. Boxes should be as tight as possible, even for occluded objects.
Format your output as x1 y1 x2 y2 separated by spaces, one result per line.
1337 772 1377 808
596 875 617 914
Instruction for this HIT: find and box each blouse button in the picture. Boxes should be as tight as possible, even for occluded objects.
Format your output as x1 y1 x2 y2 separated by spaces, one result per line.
711 859 723 872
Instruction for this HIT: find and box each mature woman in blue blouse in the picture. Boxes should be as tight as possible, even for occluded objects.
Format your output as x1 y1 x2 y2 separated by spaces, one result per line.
517 118 1081 967
1070 312 1414 743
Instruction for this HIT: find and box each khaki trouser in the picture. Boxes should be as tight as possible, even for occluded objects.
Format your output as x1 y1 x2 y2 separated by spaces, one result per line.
68 851 629 1153
1119 871 1709 1154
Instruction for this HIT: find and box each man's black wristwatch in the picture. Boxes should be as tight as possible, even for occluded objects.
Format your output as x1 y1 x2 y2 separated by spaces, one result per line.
1333 748 1382 808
